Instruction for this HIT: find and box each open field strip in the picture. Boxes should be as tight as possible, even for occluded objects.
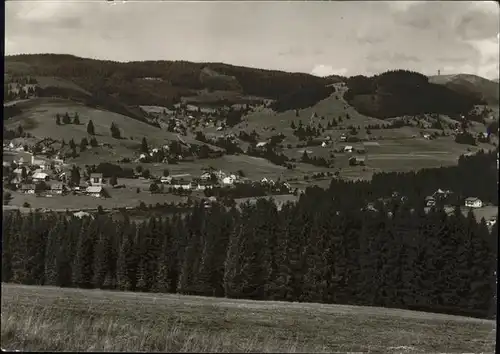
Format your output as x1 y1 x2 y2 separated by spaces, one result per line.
1 284 495 353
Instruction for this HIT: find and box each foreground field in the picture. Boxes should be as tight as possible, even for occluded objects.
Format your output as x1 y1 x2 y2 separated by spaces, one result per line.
1 284 495 353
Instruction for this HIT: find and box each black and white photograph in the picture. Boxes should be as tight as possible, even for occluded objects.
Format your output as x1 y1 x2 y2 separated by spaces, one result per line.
2 0 498 352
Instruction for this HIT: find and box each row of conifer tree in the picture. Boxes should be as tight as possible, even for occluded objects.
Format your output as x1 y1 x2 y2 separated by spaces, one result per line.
2 149 498 319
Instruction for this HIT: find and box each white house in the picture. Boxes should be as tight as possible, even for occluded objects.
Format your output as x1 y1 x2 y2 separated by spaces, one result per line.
50 183 66 195
425 196 436 207
32 172 49 182
423 134 431 140
256 142 268 148
86 186 103 198
486 218 497 227
464 197 482 208
160 176 172 184
321 142 328 148
31 155 47 169
340 135 347 142
344 145 353 153
222 176 235 185
90 173 103 186
20 184 36 194
200 172 212 181
53 157 64 166
73 211 92 219
196 181 214 191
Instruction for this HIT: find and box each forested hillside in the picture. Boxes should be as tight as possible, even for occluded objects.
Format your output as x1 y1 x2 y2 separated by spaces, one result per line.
3 149 497 319
5 54 341 111
344 70 484 118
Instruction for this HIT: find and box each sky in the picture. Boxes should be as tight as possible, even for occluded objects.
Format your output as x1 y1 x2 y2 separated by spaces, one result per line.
5 0 500 79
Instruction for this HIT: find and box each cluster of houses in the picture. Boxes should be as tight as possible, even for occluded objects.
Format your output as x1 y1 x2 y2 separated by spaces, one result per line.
3 147 107 199
12 172 106 198
158 169 291 192
423 189 484 209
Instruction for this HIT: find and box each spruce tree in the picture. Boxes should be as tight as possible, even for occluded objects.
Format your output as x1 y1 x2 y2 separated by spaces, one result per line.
141 137 149 154
87 120 96 135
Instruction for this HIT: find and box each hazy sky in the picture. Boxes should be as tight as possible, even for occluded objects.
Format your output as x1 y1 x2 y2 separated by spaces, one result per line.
5 0 500 79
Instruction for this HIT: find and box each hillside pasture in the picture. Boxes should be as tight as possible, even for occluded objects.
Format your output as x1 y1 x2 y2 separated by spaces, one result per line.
4 98 202 152
1 284 495 353
123 155 333 182
34 76 92 96
6 186 187 211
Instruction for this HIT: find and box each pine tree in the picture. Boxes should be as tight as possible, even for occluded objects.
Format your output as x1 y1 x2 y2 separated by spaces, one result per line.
141 137 149 154
44 224 61 286
80 138 88 152
195 204 232 296
72 218 97 289
56 115 61 125
70 166 81 186
110 122 122 139
177 204 205 295
63 112 71 124
73 112 80 125
116 222 135 291
90 137 98 147
87 120 96 135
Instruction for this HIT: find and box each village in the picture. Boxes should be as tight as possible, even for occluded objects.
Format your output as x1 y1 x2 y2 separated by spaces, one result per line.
2 138 497 228
2 139 296 210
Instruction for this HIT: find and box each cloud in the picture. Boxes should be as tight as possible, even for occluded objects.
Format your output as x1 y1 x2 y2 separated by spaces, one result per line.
311 65 347 77
366 52 421 63
4 1 499 80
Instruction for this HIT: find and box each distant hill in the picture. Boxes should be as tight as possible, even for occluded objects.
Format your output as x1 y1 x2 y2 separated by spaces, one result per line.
343 70 485 119
5 54 345 114
429 74 499 106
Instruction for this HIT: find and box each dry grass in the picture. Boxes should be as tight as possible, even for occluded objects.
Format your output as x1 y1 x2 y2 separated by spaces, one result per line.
7 188 187 211
1 284 496 353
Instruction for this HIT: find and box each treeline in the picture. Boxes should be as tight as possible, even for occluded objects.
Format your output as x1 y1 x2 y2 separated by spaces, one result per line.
2 182 496 319
270 85 335 112
356 148 498 205
344 70 483 118
5 54 342 110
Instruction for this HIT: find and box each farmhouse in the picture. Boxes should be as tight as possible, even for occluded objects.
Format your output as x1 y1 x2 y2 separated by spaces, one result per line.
425 196 436 207
50 183 66 195
464 197 482 208
200 172 213 181
73 211 92 219
433 188 452 200
90 173 103 186
344 145 353 153
20 184 36 194
160 176 172 184
197 181 214 191
31 155 48 169
32 172 49 182
86 186 103 198
349 156 366 166
222 176 236 185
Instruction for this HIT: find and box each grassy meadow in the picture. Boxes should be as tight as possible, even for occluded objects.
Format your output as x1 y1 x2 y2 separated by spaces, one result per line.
1 284 496 353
